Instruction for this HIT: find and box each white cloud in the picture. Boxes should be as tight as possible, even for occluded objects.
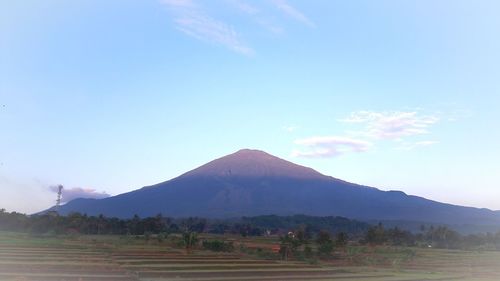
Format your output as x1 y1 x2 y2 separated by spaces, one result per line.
227 0 259 15
292 136 372 158
415 140 439 146
161 0 195 8
292 110 441 158
341 111 439 140
228 0 284 34
270 0 315 27
283 125 299 132
161 0 315 51
396 140 439 151
161 0 253 55
49 186 110 203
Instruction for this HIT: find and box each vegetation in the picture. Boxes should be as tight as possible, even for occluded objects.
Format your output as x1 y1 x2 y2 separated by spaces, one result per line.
0 210 368 237
360 223 500 250
316 230 335 256
240 214 370 236
202 239 235 252
1 209 499 251
335 231 349 248
182 231 198 253
2 231 500 281
278 232 299 261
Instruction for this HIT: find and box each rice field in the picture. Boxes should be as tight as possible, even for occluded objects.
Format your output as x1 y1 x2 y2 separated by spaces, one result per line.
1 232 499 281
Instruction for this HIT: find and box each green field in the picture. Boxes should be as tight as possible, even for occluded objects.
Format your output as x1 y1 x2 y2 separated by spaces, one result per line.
1 232 499 281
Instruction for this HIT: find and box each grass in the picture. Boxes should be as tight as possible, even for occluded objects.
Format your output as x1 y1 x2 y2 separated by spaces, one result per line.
1 231 499 281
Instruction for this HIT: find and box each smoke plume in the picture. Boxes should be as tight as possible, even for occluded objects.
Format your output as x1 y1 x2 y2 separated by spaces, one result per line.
49 186 110 203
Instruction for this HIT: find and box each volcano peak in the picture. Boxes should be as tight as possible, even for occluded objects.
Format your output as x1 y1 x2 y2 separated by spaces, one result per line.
181 148 326 179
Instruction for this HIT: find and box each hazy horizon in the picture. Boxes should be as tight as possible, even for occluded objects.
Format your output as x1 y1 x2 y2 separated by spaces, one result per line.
1 0 500 214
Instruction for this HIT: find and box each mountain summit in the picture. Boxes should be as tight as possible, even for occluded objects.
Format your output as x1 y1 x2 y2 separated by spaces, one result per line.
49 149 500 226
181 149 326 180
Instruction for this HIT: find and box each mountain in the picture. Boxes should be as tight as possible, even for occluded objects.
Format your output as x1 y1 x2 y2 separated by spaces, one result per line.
50 149 500 226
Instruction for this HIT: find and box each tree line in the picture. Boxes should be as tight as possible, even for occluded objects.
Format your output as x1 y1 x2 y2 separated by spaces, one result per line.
0 210 369 237
1 209 499 251
361 222 500 250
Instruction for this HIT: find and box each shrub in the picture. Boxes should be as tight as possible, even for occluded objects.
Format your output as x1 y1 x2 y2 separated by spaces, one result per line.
157 232 168 243
202 240 234 252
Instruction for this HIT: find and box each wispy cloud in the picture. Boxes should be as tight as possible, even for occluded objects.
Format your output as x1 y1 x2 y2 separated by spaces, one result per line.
396 140 439 151
227 0 259 15
270 0 315 27
49 186 110 203
341 111 439 140
228 0 284 34
292 136 372 158
292 110 441 158
161 0 253 55
161 0 315 52
283 125 299 132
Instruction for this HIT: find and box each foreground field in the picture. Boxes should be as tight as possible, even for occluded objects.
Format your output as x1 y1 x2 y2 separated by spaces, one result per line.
1 232 499 281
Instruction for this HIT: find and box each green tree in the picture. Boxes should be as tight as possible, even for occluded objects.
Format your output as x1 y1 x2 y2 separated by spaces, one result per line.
295 225 311 245
335 232 348 248
316 230 334 256
365 223 387 245
279 232 299 261
182 231 198 253
426 226 460 249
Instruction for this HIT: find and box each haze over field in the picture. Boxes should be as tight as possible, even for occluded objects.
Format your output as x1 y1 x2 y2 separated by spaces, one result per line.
1 0 500 214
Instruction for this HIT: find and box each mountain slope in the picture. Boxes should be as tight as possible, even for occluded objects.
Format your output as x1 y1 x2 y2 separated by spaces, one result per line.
51 149 500 225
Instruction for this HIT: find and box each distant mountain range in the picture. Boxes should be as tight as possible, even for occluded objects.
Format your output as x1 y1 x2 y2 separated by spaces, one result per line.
47 149 500 227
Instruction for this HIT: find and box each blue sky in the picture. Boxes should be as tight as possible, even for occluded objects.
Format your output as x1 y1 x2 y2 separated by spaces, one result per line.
1 0 499 214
